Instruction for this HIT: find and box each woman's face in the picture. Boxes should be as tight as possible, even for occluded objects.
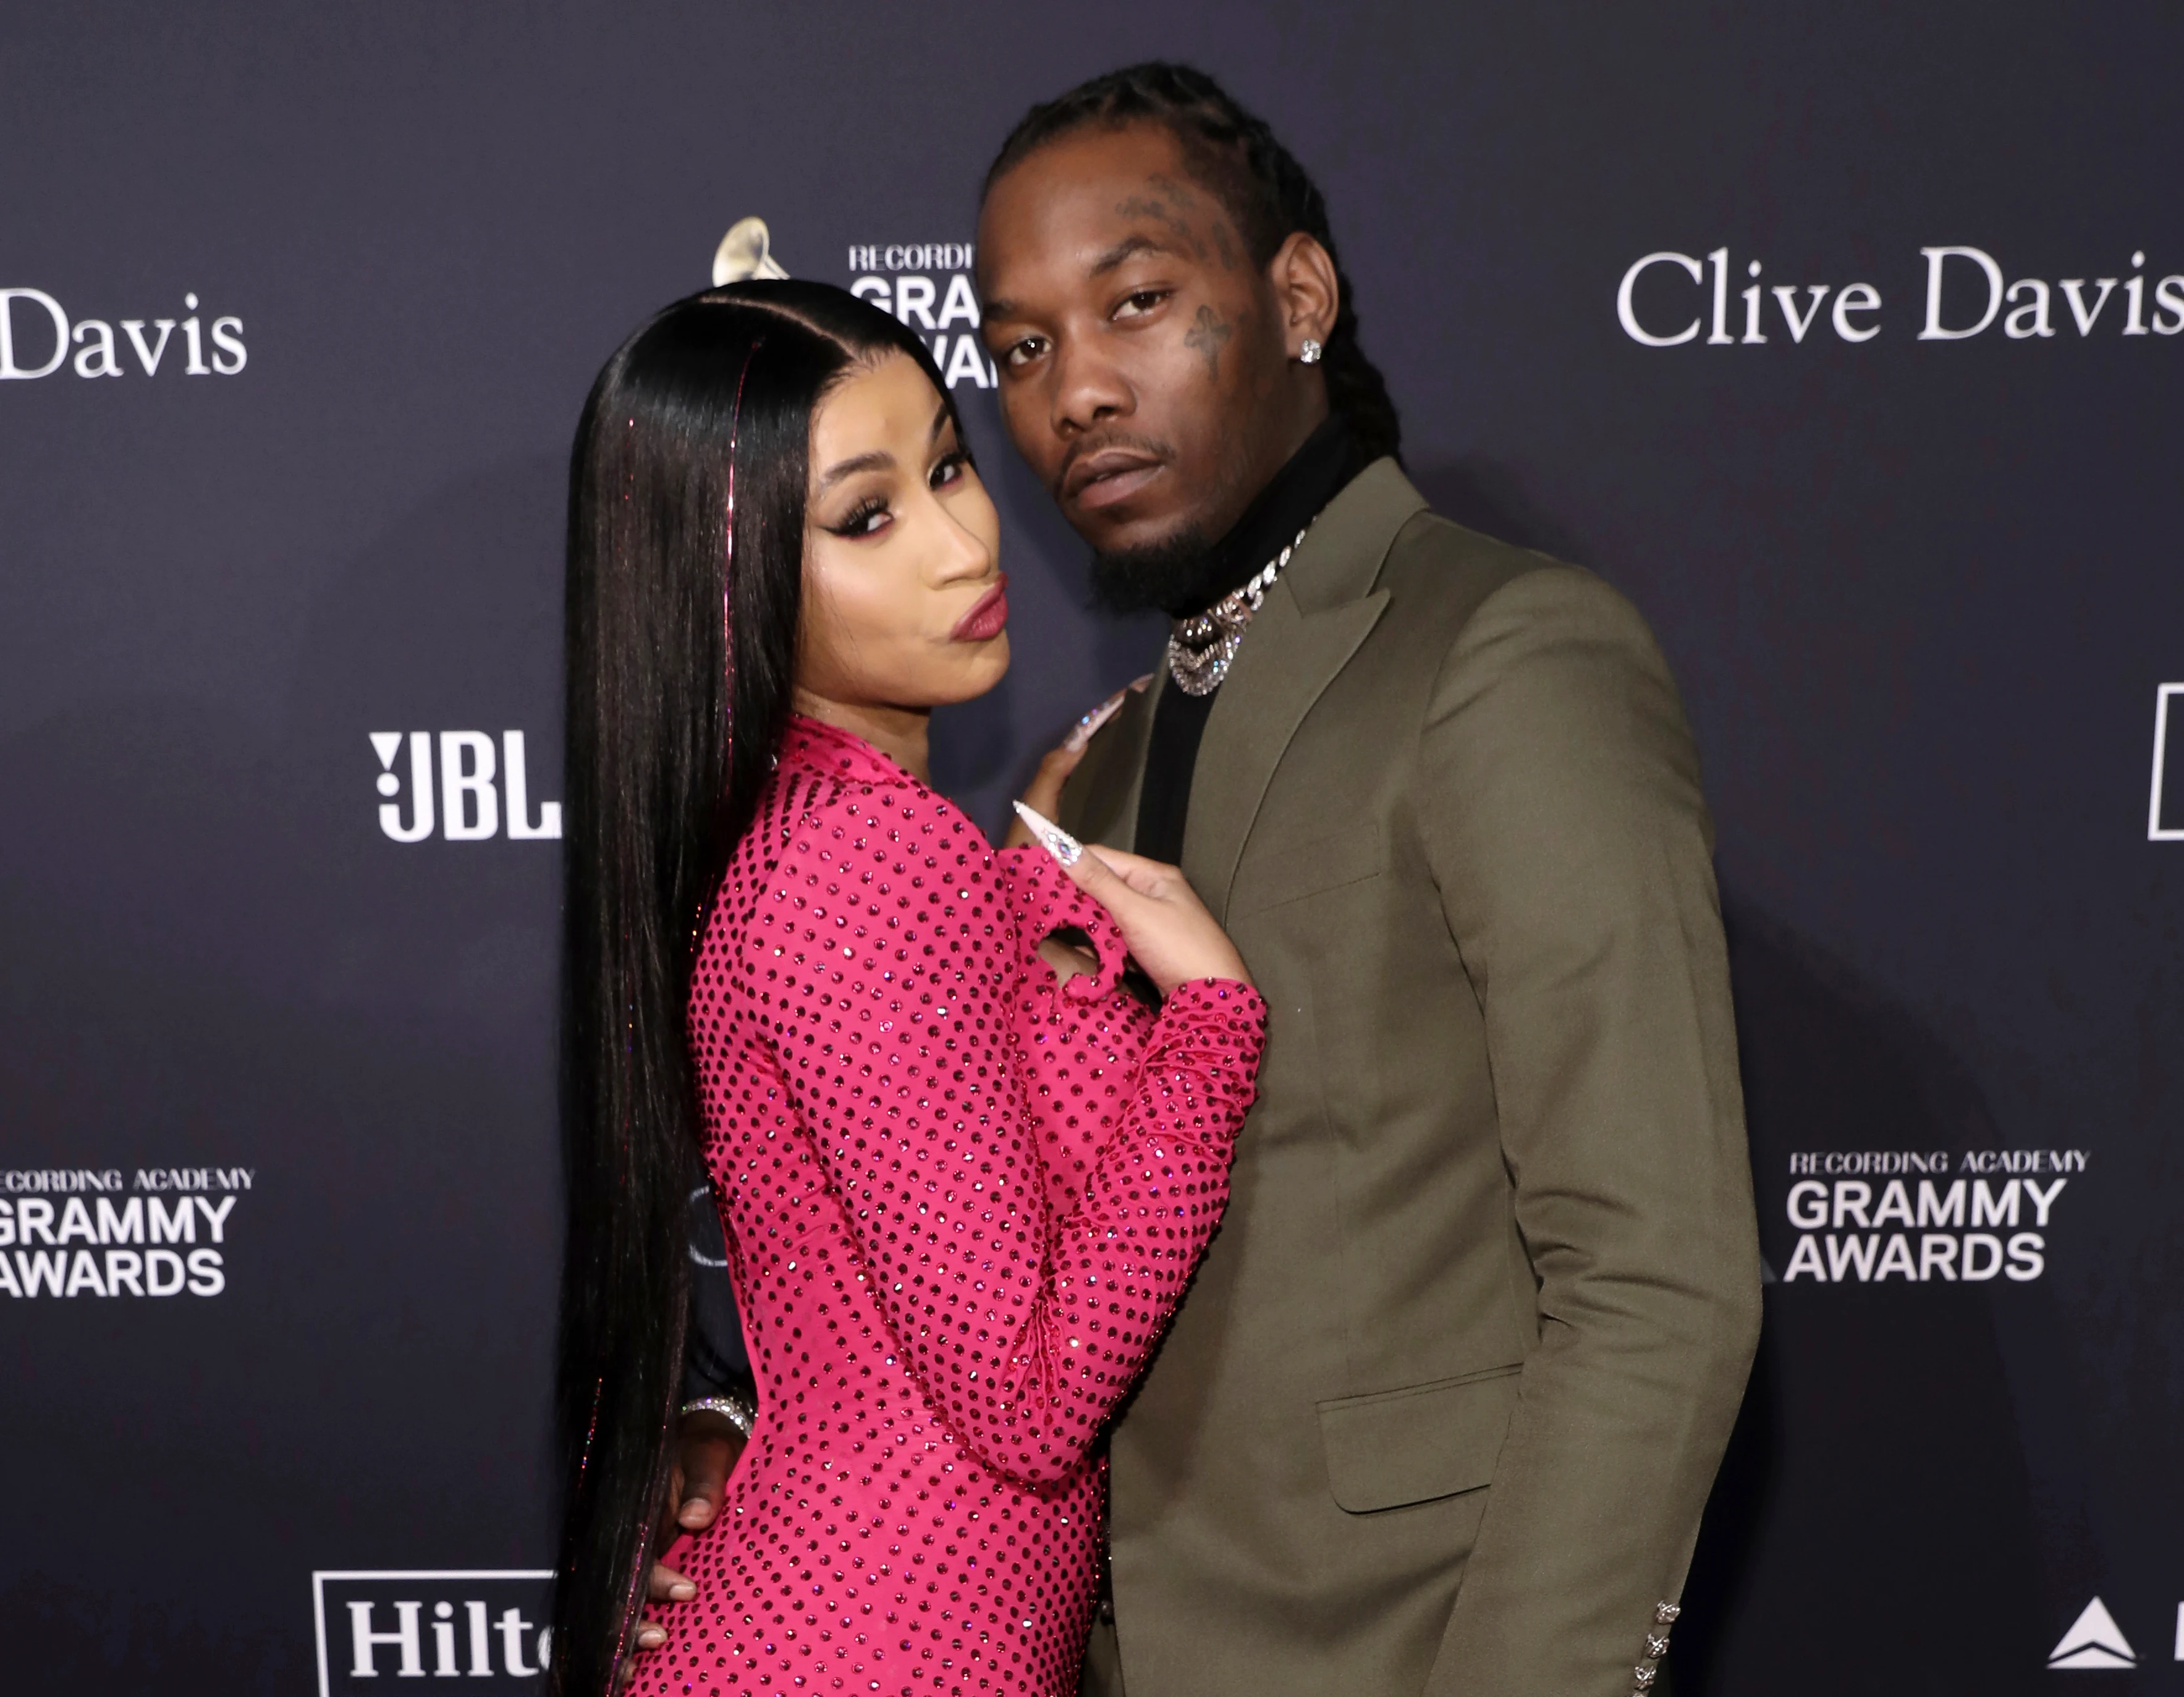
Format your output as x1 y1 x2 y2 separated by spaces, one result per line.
797 352 1007 716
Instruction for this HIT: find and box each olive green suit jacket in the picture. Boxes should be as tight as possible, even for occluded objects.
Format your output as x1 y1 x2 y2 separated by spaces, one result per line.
1060 460 1761 1697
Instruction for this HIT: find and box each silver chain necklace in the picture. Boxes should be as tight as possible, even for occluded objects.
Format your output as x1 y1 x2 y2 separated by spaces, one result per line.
1166 523 1312 696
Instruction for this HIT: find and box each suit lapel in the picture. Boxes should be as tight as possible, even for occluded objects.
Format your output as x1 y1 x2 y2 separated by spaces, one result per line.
1181 459 1429 922
1183 579 1386 921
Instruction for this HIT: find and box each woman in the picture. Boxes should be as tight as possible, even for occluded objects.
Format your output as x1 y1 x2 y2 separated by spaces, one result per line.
551 280 1267 1697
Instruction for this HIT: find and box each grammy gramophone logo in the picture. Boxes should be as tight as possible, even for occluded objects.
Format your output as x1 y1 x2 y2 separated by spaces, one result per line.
713 216 790 286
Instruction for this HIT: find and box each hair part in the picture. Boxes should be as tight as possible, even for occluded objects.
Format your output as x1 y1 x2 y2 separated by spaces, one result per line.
553 280 954 1695
983 61 1402 465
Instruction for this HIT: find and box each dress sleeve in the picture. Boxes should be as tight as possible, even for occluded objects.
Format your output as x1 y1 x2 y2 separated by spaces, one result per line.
993 843 1161 1220
739 779 1266 1484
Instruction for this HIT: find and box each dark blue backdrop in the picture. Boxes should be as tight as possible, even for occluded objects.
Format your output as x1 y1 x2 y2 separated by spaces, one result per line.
4 4 2180 1691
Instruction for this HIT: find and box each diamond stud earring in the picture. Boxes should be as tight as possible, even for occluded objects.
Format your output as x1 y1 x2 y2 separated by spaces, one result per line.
1298 337 1323 365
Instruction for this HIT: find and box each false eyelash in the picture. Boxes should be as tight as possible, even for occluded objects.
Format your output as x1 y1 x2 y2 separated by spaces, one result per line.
827 497 889 537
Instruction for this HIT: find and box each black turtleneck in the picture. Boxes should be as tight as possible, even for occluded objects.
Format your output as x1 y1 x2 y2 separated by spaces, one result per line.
1133 415 1363 865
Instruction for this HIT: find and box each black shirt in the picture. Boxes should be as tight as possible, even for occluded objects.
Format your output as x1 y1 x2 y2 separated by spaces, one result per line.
1133 417 1365 866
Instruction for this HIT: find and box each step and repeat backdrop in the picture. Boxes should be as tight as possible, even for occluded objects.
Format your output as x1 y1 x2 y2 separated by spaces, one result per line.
3 4 2179 1692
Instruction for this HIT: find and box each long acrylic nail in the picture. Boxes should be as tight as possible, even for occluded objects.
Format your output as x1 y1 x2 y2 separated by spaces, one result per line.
1064 691 1126 752
1012 800 1083 867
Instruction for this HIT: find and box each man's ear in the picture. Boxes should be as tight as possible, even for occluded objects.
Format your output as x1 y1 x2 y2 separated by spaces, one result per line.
1269 232 1340 357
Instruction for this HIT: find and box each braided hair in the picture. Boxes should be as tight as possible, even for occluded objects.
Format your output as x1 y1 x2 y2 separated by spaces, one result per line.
983 62 1402 464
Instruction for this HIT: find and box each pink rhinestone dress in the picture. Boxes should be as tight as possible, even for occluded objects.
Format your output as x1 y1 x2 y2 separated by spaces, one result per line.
638 717 1267 1697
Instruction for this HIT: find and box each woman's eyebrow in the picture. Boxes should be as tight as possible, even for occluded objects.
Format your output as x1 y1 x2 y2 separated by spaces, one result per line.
818 405 949 492
815 450 892 491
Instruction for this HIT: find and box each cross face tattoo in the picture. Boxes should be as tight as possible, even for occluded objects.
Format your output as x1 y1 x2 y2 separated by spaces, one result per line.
1184 304 1234 378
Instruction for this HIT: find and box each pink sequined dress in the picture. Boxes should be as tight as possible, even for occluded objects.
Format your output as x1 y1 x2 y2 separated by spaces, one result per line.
638 717 1267 1697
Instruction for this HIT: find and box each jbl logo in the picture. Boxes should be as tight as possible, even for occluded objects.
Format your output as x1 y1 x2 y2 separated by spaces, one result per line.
372 732 561 843
311 1571 552 1693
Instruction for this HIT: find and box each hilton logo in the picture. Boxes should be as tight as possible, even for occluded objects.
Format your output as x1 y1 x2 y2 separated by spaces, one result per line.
373 732 561 844
312 1571 552 1693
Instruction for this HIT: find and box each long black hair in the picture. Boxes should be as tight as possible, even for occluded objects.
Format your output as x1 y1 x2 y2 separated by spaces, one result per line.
983 61 1402 464
552 280 956 1695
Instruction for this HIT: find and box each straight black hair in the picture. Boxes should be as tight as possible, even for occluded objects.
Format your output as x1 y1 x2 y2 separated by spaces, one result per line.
983 61 1402 465
552 280 955 1696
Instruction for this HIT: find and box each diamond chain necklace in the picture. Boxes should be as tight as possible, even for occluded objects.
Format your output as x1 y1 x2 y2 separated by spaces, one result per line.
1165 523 1313 697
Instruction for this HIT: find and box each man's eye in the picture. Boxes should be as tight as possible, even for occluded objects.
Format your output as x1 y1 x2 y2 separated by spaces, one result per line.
1004 336 1047 369
1114 290 1169 320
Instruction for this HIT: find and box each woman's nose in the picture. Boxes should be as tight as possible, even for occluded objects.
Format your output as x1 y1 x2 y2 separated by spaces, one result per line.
930 501 996 583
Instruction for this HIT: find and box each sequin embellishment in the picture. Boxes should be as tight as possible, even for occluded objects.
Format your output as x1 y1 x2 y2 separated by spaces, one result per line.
637 716 1267 1696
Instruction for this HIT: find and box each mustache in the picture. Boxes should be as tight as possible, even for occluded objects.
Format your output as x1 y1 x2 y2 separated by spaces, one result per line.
1054 429 1175 498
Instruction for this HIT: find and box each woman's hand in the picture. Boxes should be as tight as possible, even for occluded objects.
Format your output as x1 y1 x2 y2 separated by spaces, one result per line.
1059 844 1252 995
1002 679 1148 847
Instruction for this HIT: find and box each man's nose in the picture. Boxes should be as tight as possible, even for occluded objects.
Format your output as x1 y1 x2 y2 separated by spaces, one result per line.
1051 336 1130 436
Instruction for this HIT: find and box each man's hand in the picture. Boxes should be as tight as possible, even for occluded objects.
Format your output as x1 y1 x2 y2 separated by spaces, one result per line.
623 1409 747 1675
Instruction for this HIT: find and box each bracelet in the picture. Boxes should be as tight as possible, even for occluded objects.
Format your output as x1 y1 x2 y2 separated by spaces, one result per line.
680 1394 756 1437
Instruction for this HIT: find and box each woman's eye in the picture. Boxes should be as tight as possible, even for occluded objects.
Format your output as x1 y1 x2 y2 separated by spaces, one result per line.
833 500 890 538
1114 289 1169 320
1004 336 1046 369
930 451 968 490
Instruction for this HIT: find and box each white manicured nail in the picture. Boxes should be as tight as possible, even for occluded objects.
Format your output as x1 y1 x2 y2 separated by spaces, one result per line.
1012 800 1083 868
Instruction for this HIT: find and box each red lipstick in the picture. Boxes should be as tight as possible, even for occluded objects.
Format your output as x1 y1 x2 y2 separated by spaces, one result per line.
952 576 1009 642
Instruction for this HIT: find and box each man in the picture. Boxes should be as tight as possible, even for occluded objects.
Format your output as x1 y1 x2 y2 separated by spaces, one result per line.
657 63 1761 1697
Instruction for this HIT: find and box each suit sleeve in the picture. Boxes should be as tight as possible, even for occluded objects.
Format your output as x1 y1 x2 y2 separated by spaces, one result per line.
1416 567 1762 1697
742 797 1266 1486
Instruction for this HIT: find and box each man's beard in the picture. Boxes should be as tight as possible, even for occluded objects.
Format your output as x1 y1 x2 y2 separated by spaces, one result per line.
1088 524 1215 617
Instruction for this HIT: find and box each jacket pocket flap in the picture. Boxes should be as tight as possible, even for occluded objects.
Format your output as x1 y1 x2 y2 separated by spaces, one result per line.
1232 821 1384 916
1316 1366 1520 1513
